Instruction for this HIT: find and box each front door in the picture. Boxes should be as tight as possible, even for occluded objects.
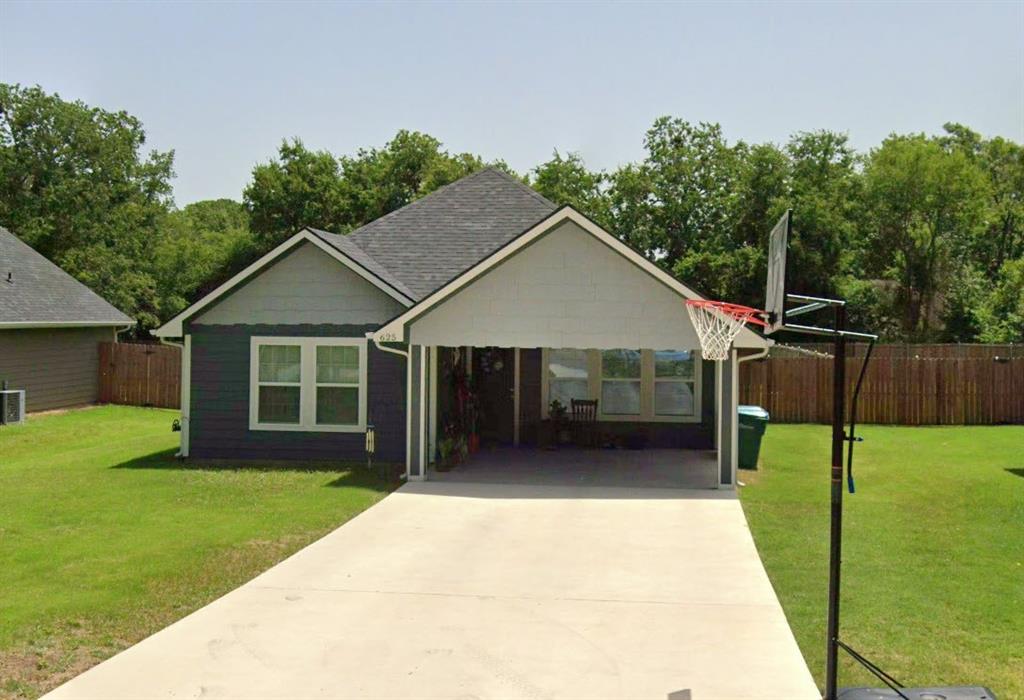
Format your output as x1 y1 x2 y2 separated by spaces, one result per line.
473 347 515 446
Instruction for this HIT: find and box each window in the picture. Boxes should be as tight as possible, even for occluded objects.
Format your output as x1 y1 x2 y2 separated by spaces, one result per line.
542 348 700 422
601 349 641 415
250 337 366 432
256 344 301 424
654 350 697 417
316 346 361 425
547 349 589 407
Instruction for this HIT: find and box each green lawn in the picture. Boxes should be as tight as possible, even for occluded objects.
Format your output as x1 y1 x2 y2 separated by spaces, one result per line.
739 424 1023 698
0 406 396 699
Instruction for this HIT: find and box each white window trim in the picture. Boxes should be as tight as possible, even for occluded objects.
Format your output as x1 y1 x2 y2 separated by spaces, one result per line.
599 350 643 418
653 350 701 420
541 348 702 424
249 336 368 433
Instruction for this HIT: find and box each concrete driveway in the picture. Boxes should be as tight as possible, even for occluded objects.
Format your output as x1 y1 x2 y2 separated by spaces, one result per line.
45 480 819 700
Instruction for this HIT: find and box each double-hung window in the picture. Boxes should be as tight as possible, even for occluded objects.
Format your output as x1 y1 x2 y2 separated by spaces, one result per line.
653 350 697 417
547 348 590 407
600 349 642 415
250 337 367 432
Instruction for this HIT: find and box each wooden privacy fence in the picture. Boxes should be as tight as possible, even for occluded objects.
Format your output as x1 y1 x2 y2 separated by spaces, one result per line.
740 344 1024 425
98 342 181 409
97 340 1022 424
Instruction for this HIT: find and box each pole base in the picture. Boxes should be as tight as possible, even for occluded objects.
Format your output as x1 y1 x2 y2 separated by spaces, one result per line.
838 687 996 699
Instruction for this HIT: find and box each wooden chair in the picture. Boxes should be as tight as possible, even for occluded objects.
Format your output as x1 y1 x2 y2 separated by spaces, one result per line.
570 399 599 448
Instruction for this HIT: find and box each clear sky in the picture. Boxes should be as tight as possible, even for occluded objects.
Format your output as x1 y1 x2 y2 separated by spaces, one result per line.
2 1 1021 205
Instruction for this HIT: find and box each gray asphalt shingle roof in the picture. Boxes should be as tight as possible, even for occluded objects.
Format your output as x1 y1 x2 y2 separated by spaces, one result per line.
0 226 134 326
313 168 558 300
307 227 417 301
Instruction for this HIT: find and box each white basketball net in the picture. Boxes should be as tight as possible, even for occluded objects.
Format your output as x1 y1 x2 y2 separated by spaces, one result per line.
686 302 762 361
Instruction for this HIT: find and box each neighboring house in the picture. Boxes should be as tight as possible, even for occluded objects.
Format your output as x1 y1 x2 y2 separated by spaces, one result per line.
155 168 769 486
0 227 135 412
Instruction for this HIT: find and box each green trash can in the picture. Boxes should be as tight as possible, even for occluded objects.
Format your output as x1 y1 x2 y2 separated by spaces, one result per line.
737 405 770 469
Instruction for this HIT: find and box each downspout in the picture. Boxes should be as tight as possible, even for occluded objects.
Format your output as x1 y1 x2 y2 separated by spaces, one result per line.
368 334 410 480
729 344 770 487
160 337 188 457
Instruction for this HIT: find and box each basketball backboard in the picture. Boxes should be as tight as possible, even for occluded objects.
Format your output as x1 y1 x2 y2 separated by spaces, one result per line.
764 209 791 334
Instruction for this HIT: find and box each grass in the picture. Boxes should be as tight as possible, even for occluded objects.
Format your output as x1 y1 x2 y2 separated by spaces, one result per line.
739 424 1024 698
0 405 397 699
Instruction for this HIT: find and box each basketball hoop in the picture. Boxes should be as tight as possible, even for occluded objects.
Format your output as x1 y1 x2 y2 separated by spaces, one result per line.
686 300 767 361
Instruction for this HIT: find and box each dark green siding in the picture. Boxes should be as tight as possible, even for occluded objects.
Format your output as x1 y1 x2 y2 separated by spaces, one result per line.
188 324 405 462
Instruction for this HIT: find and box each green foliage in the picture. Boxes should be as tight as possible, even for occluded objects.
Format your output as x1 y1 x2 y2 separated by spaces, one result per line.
780 131 862 297
2 84 1019 343
243 138 347 249
976 257 1024 342
530 150 610 225
862 134 990 339
0 83 175 328
244 131 504 249
152 199 253 321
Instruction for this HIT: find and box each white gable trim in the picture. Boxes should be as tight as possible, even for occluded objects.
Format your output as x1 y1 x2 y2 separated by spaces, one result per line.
373 207 769 349
153 229 414 338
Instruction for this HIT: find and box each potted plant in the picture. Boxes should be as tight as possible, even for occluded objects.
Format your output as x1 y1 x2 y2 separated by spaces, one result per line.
548 399 571 445
436 423 466 471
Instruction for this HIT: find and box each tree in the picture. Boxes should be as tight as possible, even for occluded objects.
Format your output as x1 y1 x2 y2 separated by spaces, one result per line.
609 118 742 266
244 131 502 249
862 134 989 339
780 131 861 298
151 199 253 321
530 150 610 225
243 138 347 249
0 83 175 328
976 257 1024 342
940 123 1024 275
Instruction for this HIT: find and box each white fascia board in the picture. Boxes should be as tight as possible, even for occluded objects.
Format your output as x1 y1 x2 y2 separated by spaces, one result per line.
373 207 769 349
0 320 135 329
153 229 413 338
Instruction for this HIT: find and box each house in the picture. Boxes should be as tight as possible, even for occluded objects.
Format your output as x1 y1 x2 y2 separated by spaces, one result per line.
154 168 769 487
0 226 135 412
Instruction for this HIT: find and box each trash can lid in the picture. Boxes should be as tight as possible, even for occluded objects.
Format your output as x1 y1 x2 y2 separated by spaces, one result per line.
738 405 770 420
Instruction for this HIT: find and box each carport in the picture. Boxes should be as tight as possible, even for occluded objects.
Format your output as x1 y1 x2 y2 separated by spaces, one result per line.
372 208 770 487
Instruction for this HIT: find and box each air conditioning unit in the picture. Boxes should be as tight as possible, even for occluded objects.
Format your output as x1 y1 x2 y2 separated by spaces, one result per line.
0 389 26 425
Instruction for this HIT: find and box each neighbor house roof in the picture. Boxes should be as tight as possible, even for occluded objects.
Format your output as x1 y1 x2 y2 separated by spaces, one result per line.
0 226 134 329
314 167 558 299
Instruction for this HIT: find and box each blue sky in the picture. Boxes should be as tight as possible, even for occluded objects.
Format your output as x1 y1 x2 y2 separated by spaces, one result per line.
2 1 1021 205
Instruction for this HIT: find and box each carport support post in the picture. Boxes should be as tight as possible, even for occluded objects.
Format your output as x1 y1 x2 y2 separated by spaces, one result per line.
407 345 428 481
824 304 847 700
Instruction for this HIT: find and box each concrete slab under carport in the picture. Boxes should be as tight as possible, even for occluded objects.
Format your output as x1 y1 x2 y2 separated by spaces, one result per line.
430 446 721 489
44 479 819 700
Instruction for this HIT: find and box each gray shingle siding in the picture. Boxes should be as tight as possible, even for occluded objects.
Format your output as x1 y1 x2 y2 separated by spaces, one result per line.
188 324 405 463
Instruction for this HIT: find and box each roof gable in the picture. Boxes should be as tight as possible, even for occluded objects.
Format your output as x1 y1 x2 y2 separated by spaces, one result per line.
373 207 770 350
153 229 414 337
0 227 134 328
340 167 557 299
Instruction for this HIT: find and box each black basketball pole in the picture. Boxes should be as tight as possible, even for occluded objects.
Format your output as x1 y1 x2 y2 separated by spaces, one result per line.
825 303 847 700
